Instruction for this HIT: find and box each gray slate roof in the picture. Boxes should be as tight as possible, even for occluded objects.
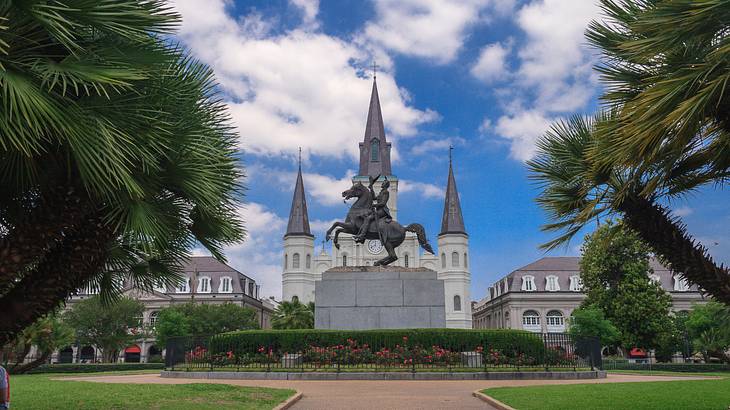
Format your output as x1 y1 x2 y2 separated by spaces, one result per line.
439 158 466 235
493 256 694 294
179 256 257 295
285 165 313 237
358 78 392 177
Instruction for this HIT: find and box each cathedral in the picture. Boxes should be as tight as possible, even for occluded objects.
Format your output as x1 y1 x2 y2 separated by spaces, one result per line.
281 77 472 328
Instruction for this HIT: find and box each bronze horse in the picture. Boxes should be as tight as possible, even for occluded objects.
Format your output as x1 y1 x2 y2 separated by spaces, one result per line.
325 180 434 266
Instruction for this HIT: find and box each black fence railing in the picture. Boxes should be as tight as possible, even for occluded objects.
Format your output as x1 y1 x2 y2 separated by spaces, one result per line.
165 332 602 373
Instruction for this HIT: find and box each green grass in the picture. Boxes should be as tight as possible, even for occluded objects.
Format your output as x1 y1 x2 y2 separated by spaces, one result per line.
11 373 296 410
607 369 730 377
483 377 730 410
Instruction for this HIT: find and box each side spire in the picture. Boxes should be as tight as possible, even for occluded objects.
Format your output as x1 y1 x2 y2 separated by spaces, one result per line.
285 148 313 237
440 147 466 236
358 74 392 177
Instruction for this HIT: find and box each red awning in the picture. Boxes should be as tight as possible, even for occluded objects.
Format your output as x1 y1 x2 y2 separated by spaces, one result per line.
125 345 141 353
629 348 647 357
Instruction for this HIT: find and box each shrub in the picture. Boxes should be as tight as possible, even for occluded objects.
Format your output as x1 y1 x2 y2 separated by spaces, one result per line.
207 329 545 361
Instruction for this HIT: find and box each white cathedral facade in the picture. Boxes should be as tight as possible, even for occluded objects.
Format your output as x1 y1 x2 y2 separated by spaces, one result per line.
281 77 472 328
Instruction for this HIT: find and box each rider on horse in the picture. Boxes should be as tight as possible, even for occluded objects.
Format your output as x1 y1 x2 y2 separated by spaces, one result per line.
353 176 392 243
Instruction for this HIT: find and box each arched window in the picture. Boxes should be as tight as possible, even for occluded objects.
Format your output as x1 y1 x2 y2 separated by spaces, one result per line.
306 254 311 269
293 253 300 269
342 254 348 267
284 254 288 269
453 295 462 311
504 311 510 327
292 295 299 303
148 311 159 327
441 253 446 268
219 276 232 293
371 139 379 161
464 253 468 269
522 310 541 332
451 251 459 267
404 253 409 267
198 276 211 293
546 310 565 332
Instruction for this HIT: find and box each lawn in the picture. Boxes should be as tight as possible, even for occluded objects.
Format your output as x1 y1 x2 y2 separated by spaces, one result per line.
483 376 730 410
10 373 296 410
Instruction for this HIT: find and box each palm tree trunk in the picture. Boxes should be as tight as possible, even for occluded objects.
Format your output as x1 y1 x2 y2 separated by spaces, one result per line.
0 185 91 290
618 195 730 304
11 350 52 374
0 213 114 346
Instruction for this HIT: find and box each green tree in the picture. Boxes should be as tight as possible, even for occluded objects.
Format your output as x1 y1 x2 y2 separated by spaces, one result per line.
528 112 730 304
567 306 619 346
1 314 73 373
155 303 259 346
528 0 730 303
579 221 674 350
686 302 730 363
64 296 145 362
0 1 244 345
271 300 314 329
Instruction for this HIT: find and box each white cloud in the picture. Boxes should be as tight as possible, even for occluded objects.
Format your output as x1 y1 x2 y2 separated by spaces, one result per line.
514 0 600 113
471 41 511 83
171 0 437 160
195 202 287 299
399 180 445 199
410 137 465 156
290 0 319 28
673 206 694 218
363 0 495 64
479 0 601 161
494 110 556 161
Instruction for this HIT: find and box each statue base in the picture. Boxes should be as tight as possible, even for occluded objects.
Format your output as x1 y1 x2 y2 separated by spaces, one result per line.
314 266 446 329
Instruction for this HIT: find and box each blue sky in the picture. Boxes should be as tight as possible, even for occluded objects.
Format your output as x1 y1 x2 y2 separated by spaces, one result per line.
174 0 730 299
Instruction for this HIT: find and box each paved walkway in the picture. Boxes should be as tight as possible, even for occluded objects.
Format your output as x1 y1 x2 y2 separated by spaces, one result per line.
60 373 712 410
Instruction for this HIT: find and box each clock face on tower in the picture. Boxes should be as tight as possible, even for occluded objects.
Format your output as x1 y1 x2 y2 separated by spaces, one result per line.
367 239 384 254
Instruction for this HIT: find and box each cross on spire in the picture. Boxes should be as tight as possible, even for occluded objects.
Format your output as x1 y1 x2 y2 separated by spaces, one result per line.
298 147 302 170
449 145 454 165
371 61 379 79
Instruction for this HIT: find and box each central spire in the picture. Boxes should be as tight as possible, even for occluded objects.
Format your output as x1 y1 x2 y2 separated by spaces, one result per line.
358 76 392 177
440 149 466 236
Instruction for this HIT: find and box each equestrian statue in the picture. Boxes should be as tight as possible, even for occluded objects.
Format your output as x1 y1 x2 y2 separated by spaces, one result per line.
325 175 434 266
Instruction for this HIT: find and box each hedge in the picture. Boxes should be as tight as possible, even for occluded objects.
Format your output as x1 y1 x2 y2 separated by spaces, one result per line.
208 329 545 355
607 362 730 373
24 362 164 374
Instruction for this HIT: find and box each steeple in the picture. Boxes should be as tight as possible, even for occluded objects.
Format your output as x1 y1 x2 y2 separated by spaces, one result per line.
440 148 466 236
358 77 392 177
285 150 313 237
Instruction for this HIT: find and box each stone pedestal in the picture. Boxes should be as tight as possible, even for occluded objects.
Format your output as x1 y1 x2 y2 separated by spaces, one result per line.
315 266 446 329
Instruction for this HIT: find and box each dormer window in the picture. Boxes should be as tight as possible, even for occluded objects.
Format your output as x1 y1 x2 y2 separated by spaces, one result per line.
177 278 190 293
198 276 211 293
649 274 661 284
371 139 379 162
674 275 689 291
521 275 536 291
153 281 167 293
569 275 582 291
219 276 232 293
546 275 560 292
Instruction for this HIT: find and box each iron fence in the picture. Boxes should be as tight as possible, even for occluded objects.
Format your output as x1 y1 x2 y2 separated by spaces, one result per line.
165 332 602 373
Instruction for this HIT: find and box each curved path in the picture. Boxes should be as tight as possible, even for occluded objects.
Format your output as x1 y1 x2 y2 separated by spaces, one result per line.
60 373 711 409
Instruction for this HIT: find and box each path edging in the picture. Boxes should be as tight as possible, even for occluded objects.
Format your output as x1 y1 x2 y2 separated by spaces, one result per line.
472 390 516 410
273 391 303 410
161 370 606 381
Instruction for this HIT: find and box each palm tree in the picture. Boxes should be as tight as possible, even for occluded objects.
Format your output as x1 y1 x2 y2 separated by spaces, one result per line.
528 112 730 304
586 0 729 183
0 1 244 345
271 300 314 330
